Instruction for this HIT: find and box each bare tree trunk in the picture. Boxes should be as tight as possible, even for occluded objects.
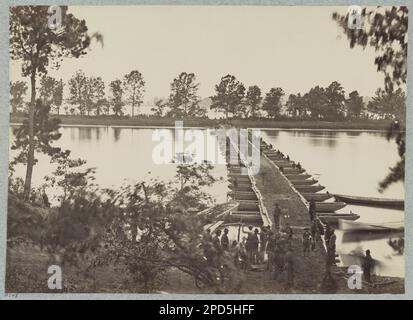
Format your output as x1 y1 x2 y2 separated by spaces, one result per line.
132 89 135 117
23 72 36 200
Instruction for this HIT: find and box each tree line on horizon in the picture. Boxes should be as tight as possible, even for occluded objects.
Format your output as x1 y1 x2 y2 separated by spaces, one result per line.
10 71 405 122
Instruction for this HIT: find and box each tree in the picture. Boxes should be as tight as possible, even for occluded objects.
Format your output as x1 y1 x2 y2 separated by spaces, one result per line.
333 6 407 190
95 97 109 116
10 6 100 199
286 93 305 117
345 90 364 118
68 70 87 115
110 79 125 116
245 85 262 118
10 100 62 171
262 88 284 119
39 76 64 115
304 86 328 119
10 81 28 114
323 81 346 120
167 72 202 117
367 88 406 121
123 70 145 117
53 79 64 115
151 98 166 117
378 121 405 192
210 75 245 119
85 76 105 116
333 6 407 93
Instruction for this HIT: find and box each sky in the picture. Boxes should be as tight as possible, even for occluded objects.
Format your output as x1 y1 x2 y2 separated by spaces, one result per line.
10 5 388 104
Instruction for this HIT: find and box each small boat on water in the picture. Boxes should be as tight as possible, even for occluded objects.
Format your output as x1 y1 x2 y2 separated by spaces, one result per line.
282 167 306 174
228 172 250 178
197 201 239 219
227 212 262 222
237 200 260 211
228 191 258 201
339 219 404 232
285 173 312 180
334 194 404 209
290 179 318 186
315 202 347 212
228 184 253 192
228 175 250 182
302 193 334 202
272 160 294 167
265 153 284 159
341 230 404 243
317 212 360 224
295 185 325 193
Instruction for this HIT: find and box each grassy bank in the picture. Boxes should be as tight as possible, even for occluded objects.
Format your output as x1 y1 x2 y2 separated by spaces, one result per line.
10 114 394 130
6 188 403 294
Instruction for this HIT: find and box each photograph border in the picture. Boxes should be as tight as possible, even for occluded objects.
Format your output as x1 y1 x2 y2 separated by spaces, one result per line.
0 0 411 300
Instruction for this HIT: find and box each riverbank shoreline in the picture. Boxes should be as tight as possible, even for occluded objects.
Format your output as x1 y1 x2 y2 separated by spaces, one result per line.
9 114 394 131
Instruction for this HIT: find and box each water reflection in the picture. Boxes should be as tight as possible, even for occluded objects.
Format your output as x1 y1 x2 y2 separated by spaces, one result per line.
79 127 93 141
9 126 230 204
113 127 121 142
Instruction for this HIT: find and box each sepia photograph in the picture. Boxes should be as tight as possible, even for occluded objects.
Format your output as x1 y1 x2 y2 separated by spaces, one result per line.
6 4 407 295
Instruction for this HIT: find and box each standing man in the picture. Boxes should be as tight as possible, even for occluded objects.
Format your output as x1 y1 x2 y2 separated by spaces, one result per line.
362 249 374 283
302 228 312 257
328 229 337 261
273 204 282 230
324 222 333 247
250 229 260 265
310 219 318 251
233 177 238 189
42 189 50 208
212 230 223 257
221 228 230 251
309 200 316 221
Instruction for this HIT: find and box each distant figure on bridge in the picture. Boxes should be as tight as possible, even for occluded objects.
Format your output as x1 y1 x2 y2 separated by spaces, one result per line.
310 219 318 251
328 229 336 259
324 222 333 245
296 162 302 170
309 200 316 221
273 204 282 229
233 177 238 189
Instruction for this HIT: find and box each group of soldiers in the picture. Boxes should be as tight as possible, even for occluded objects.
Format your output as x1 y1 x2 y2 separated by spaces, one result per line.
201 220 297 288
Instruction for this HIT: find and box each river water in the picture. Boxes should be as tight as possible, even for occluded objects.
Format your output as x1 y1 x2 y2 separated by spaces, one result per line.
9 126 405 277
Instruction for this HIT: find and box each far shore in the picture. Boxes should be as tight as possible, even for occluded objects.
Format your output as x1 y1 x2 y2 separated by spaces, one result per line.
9 114 394 131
